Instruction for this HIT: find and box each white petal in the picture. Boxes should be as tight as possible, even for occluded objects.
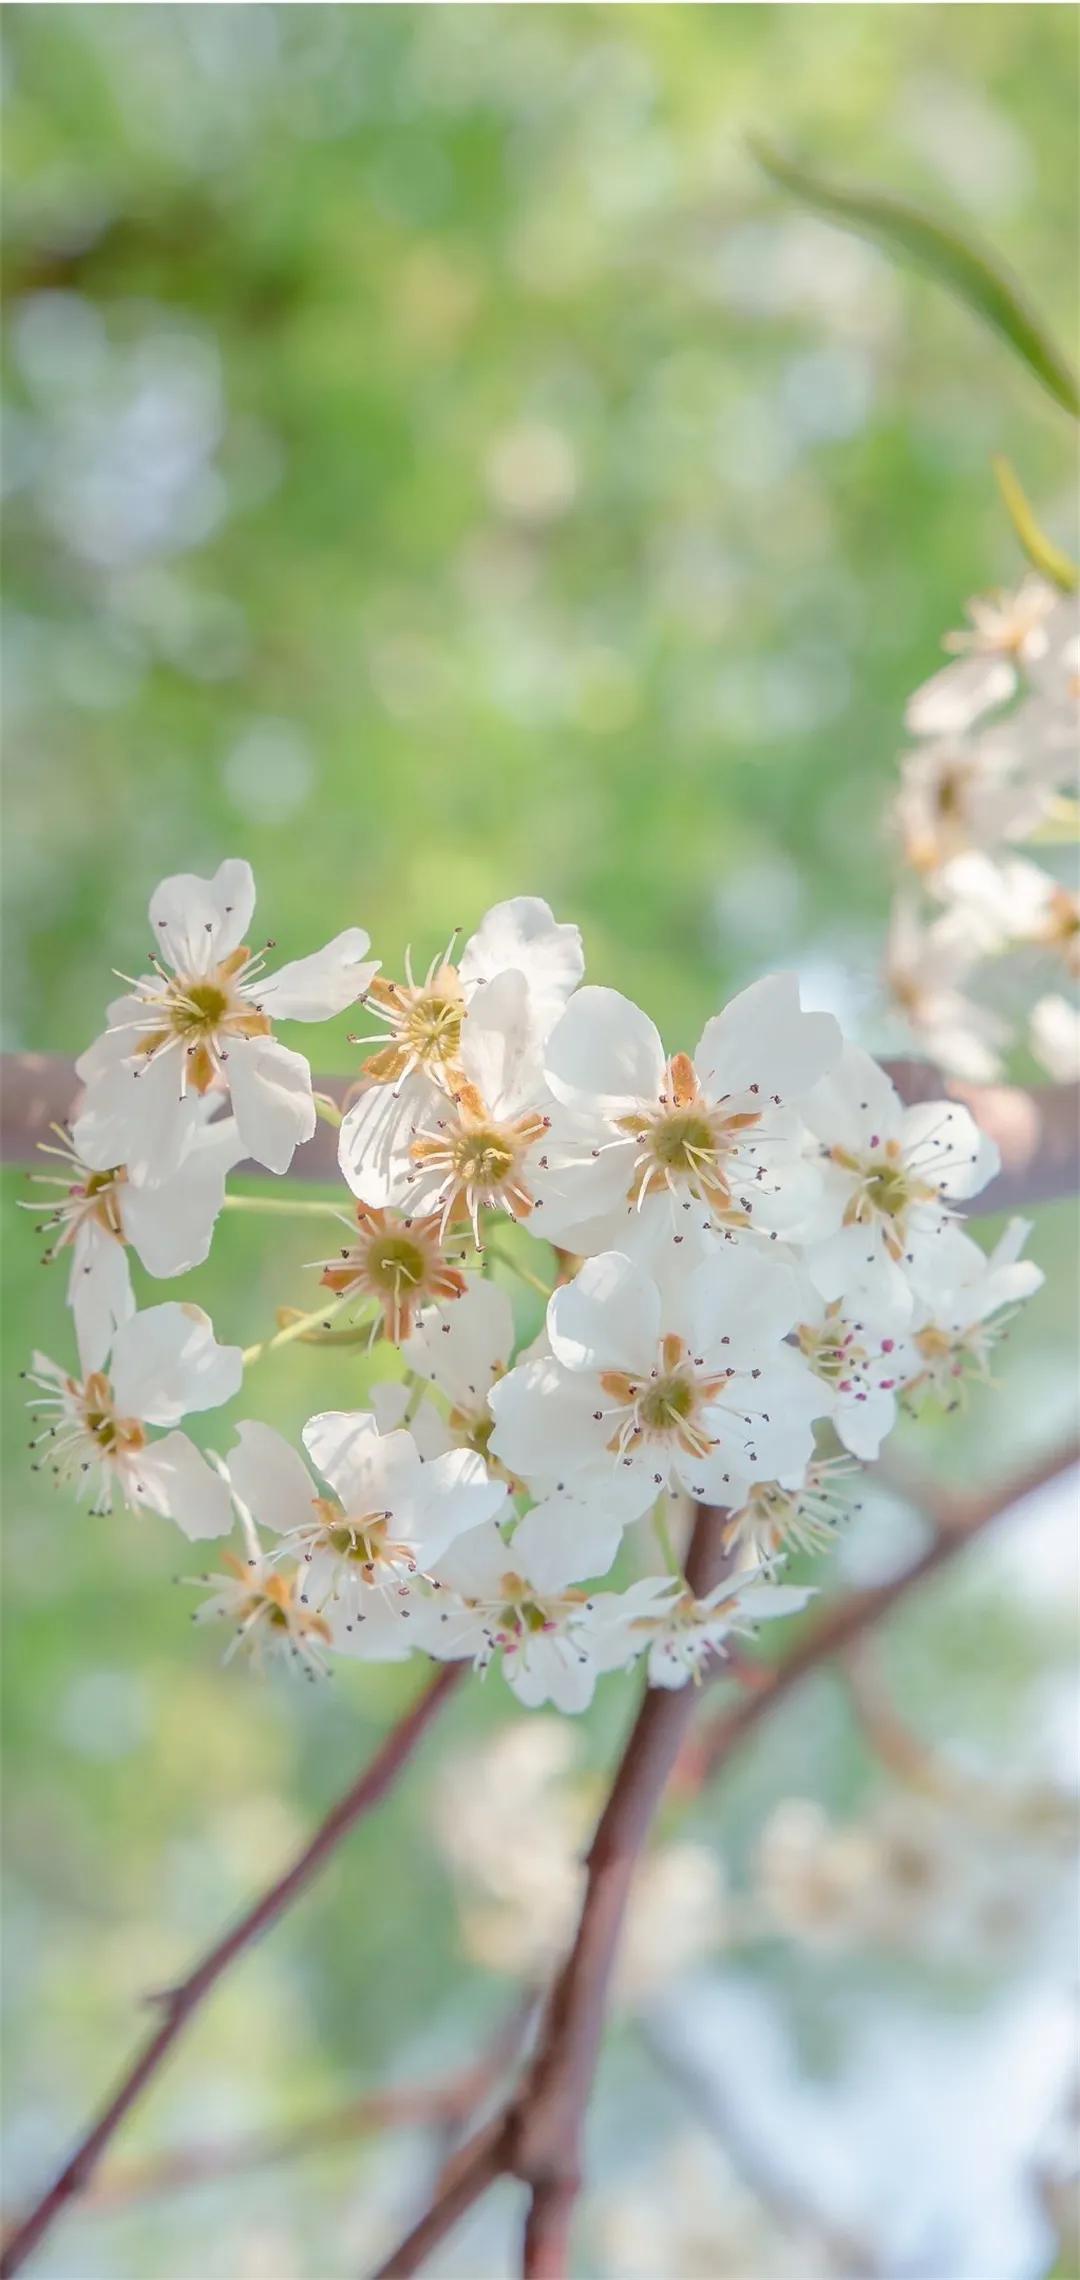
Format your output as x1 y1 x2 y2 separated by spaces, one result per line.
988 1216 1034 1273
149 859 256 979
682 1247 801 1367
905 654 1017 737
801 1044 902 1156
338 1074 437 1206
680 1443 755 1508
327 1588 422 1663
68 1223 134 1375
75 995 151 1092
805 1225 915 1319
404 1447 507 1564
460 970 545 1118
900 1099 1000 1201
509 1634 597 1714
225 1035 315 1174
74 1043 193 1185
122 1119 243 1277
302 1411 416 1509
835 1384 898 1461
429 1518 512 1600
404 1276 514 1409
488 1356 617 1482
109 1302 243 1425
227 1419 318 1536
257 930 377 1022
370 1381 455 1456
458 897 584 1022
695 974 841 1107
543 987 665 1112
688 1349 824 1501
131 1431 234 1539
528 1107 635 1240
736 1580 815 1621
547 1252 660 1374
511 1494 625 1591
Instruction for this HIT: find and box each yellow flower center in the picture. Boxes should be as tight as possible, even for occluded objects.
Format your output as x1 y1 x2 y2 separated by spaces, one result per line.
171 978 230 1034
449 1126 517 1190
366 1234 428 1292
403 991 464 1067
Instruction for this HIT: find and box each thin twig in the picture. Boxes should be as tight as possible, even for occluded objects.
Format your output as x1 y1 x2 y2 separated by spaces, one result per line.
241 1287 356 1367
9 1995 532 2222
0 1665 464 2280
373 1502 734 2280
691 1435 1078 1790
370 1434 1079 2280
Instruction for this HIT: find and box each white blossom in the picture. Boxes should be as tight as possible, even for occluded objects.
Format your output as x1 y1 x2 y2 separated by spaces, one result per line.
883 898 1007 1083
73 859 375 1179
892 726 1062 880
24 857 1048 1721
225 1411 506 1651
25 1303 241 1536
28 1111 244 1371
337 898 581 1206
800 1043 1000 1314
591 1568 815 1690
341 970 553 1240
402 1273 516 1465
938 852 1079 986
902 1217 1044 1405
187 1547 334 1681
531 973 841 1263
489 1247 826 1519
905 576 1060 739
312 1201 468 1346
422 1518 612 1712
720 1457 857 1567
794 1293 910 1460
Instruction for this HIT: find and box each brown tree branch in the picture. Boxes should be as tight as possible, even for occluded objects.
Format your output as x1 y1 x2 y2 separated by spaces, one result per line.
0 1664 464 2280
3 1053 1077 1214
373 1502 734 2280
370 1434 1079 2280
2 1995 532 2224
689 1434 1078 1789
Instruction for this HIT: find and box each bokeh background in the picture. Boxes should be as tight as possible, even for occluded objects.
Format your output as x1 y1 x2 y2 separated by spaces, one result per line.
2 8 1078 2277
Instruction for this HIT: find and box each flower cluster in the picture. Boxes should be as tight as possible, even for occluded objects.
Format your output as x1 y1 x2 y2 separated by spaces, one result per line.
27 859 1042 1710
884 574 1079 1082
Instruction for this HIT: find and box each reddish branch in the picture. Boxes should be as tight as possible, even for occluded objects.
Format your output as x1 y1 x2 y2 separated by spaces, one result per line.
685 1436 1077 1788
6 1995 532 2223
0 1664 463 2280
3 1052 1077 1215
373 1434 1079 2279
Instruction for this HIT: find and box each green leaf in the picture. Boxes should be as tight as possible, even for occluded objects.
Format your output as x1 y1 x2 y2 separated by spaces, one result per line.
992 455 1079 591
750 138 1080 421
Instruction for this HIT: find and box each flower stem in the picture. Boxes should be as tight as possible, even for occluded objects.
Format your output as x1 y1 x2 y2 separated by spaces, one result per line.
224 1194 347 1220
480 1239 553 1301
652 1501 685 1579
242 1289 356 1368
402 1370 426 1426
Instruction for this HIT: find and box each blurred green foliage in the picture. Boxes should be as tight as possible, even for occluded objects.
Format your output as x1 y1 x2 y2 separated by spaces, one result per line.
2 9 1077 2277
